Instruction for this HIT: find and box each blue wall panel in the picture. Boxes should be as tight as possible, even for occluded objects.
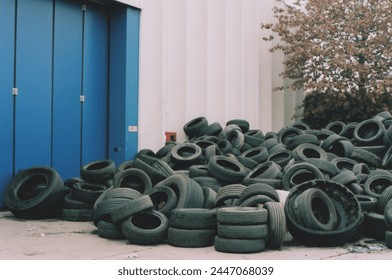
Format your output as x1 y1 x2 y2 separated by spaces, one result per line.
82 2 109 164
0 0 15 206
109 6 140 164
125 7 140 160
52 0 83 179
14 0 53 172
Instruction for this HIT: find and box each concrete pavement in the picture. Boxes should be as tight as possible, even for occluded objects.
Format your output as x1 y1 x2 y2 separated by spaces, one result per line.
0 210 391 260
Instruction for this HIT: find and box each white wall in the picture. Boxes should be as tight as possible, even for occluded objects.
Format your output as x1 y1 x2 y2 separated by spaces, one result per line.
138 0 300 152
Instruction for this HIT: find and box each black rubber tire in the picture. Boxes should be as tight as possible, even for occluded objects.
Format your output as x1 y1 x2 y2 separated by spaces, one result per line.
116 160 134 172
386 231 392 249
113 168 152 194
320 134 346 151
327 140 354 158
260 138 280 150
267 150 294 168
217 223 268 239
364 174 392 198
239 195 275 207
363 211 386 240
80 159 116 184
331 170 357 186
97 220 125 239
340 122 358 140
154 174 205 209
290 121 310 131
385 199 392 230
376 186 392 214
242 178 283 189
284 180 363 247
170 208 217 229
240 147 269 164
293 143 327 161
207 156 247 184
71 182 107 204
286 134 319 150
268 143 288 154
171 143 203 168
296 188 338 231
282 162 324 190
198 122 223 137
217 207 268 225
325 121 346 134
155 142 176 159
63 194 91 210
93 198 134 226
189 165 210 178
214 236 266 253
168 227 215 247
382 146 392 169
191 176 222 191
237 156 259 170
238 183 280 204
217 139 232 154
4 166 64 219
132 158 168 186
305 158 339 177
224 129 245 150
215 184 247 207
205 145 223 163
263 202 286 249
94 187 141 206
110 195 154 223
348 183 365 195
244 133 265 147
147 186 178 218
121 210 169 245
183 117 209 138
351 148 382 168
202 187 217 209
61 208 93 221
245 161 281 180
355 194 377 212
278 127 303 145
352 163 370 175
331 157 358 172
354 118 385 146
63 177 84 189
226 119 250 133
289 169 323 188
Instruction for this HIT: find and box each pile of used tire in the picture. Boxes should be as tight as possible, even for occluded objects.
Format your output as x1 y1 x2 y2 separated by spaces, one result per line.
4 111 392 252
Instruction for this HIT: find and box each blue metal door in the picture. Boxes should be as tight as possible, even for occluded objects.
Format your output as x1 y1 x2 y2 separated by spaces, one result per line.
14 0 53 172
52 0 83 179
0 0 139 208
82 2 109 165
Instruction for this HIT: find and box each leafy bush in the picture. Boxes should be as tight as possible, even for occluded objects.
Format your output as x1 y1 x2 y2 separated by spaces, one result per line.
262 0 392 129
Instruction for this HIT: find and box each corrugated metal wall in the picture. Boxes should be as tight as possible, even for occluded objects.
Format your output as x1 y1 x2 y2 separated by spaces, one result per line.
138 0 302 152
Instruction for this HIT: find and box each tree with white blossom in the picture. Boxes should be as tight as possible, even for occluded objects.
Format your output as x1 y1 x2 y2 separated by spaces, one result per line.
262 0 392 128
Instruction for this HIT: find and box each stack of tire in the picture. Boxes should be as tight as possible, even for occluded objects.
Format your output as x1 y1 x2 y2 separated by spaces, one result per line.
8 111 392 252
93 187 170 244
61 159 116 221
214 204 285 253
168 208 217 248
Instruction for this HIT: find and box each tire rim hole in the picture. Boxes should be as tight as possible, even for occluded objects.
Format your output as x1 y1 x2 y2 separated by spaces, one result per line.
131 213 161 229
18 174 48 200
